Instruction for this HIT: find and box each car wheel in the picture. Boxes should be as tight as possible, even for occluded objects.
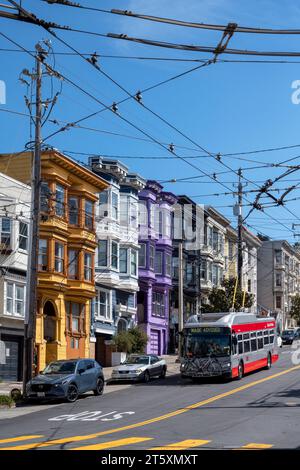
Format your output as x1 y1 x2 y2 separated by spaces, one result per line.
94 378 104 396
66 384 78 403
266 353 272 370
160 367 167 379
237 362 244 380
143 371 150 383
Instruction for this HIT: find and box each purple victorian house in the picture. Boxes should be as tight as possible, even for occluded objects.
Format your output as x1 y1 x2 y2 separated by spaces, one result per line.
137 181 177 355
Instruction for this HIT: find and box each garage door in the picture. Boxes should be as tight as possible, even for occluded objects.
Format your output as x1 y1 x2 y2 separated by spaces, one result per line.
150 330 160 355
0 340 19 381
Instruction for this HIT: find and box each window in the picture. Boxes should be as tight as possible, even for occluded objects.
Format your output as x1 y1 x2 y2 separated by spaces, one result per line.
212 264 218 285
165 213 171 238
251 332 257 351
55 184 65 217
155 251 163 274
275 273 282 287
248 279 251 293
71 338 79 349
99 191 109 217
248 250 252 266
84 252 92 281
275 250 282 264
139 243 146 268
131 249 137 276
166 254 171 277
200 260 206 280
41 181 51 213
186 263 193 284
85 199 93 230
1 217 11 249
119 248 128 273
139 200 148 226
111 241 118 269
68 197 79 225
19 221 28 250
68 249 79 279
55 242 64 273
98 240 108 267
237 335 243 354
111 192 119 220
263 330 270 345
269 329 275 345
276 296 281 309
130 201 138 228
15 285 25 315
149 244 155 270
152 292 165 317
243 333 250 353
38 239 48 271
6 283 25 316
6 283 13 314
172 257 179 278
212 230 219 252
257 332 264 349
66 302 85 333
95 289 111 320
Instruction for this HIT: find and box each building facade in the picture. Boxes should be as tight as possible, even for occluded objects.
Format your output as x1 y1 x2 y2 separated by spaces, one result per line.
0 173 31 381
0 149 108 371
257 239 300 328
225 226 261 312
88 157 145 366
137 181 177 355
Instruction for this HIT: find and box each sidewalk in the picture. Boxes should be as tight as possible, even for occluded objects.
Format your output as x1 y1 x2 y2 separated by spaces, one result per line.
0 355 180 397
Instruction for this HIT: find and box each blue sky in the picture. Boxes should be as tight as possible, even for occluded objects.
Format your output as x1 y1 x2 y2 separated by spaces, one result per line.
1 0 300 241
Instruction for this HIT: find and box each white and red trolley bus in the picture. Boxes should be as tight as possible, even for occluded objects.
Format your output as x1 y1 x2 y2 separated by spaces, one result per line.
180 312 279 381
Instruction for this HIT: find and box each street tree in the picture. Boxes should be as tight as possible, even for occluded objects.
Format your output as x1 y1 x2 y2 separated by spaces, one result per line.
290 294 300 325
202 277 254 313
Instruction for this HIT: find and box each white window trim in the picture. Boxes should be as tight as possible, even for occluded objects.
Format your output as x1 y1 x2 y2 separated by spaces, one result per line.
95 287 113 322
119 247 128 274
111 240 119 271
4 281 25 317
0 216 13 251
18 220 29 253
111 190 120 222
130 248 138 277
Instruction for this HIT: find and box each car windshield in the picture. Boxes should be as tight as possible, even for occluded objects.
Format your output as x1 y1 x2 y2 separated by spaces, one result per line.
125 356 149 365
43 361 77 374
283 330 294 336
184 332 231 358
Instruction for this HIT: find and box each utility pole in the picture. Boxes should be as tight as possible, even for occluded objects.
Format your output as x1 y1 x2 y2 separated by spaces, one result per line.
237 168 243 291
178 241 184 357
23 45 44 396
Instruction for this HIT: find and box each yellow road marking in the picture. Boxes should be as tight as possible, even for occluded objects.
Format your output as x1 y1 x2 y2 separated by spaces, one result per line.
149 439 210 450
241 443 273 449
0 435 44 444
1 364 299 450
72 437 153 450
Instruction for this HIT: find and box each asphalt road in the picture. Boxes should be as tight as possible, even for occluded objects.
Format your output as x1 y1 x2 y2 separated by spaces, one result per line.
1 346 300 450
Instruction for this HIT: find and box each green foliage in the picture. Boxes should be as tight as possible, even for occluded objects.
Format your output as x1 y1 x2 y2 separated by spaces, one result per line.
202 277 254 313
290 294 300 325
113 327 148 354
0 395 15 407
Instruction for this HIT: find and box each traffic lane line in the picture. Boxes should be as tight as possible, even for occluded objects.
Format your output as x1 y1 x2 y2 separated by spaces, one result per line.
0 435 44 444
149 439 210 450
1 363 300 450
72 437 153 451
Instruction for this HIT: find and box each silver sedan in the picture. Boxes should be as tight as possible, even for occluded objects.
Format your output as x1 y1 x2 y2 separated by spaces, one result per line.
111 354 167 383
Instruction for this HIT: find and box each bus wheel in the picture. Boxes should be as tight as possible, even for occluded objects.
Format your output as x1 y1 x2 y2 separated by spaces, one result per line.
266 353 272 370
237 362 244 380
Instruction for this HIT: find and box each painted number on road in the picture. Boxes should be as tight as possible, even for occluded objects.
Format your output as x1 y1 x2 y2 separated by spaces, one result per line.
49 411 135 422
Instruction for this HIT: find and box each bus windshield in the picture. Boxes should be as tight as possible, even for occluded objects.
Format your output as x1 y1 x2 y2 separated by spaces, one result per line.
184 328 231 358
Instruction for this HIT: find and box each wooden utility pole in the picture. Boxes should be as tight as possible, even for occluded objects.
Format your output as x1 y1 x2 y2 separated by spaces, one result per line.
23 45 43 395
178 241 184 356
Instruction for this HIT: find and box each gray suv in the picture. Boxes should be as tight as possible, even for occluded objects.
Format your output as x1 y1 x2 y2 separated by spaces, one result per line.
26 359 104 403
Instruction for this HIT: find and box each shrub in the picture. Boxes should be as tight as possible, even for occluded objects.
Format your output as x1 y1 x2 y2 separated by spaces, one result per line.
112 331 133 353
0 395 15 408
112 327 148 354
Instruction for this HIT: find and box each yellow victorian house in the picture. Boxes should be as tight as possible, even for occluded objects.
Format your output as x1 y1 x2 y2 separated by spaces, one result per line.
0 149 109 370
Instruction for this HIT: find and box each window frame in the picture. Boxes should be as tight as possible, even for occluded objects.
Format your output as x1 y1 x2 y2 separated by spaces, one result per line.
38 238 48 272
54 241 65 274
111 241 119 270
84 252 93 282
95 288 112 321
19 221 28 251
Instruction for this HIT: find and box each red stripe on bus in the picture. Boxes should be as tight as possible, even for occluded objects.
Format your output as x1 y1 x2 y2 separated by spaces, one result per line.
233 322 275 333
231 353 279 378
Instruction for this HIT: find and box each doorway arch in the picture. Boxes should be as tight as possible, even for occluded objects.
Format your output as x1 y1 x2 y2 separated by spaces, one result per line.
43 300 57 342
117 318 127 334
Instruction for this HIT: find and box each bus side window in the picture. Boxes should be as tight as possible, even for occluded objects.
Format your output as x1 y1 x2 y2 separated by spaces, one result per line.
251 332 257 352
269 329 275 345
257 331 263 349
263 330 269 345
243 333 250 353
237 334 243 354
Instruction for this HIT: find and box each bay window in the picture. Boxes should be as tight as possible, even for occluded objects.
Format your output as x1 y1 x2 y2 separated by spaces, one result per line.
119 248 128 273
111 241 118 269
1 217 11 249
54 242 64 273
68 196 79 226
111 192 119 220
166 253 171 277
68 249 79 279
85 199 94 229
19 221 28 251
55 184 65 217
38 239 48 271
131 249 137 276
95 289 111 320
98 240 108 266
84 252 93 281
155 251 163 274
149 244 155 270
139 243 146 268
